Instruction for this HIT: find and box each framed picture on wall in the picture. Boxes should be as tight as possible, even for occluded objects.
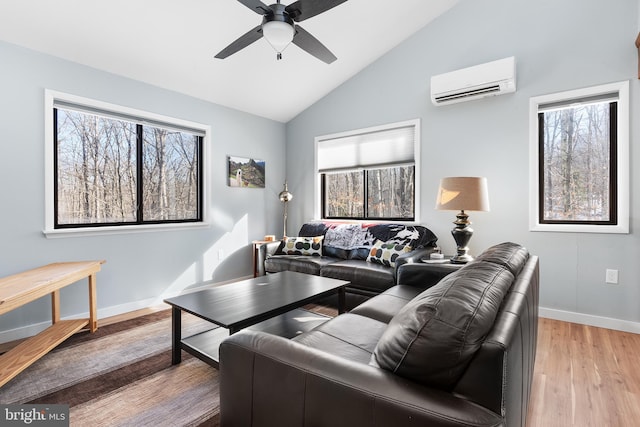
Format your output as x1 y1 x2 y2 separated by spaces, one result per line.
227 155 265 188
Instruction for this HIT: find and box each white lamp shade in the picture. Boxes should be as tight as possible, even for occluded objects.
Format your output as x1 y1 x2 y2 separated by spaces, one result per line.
262 21 294 53
435 177 490 212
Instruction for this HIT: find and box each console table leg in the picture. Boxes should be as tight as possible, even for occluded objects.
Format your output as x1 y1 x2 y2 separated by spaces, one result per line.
171 307 182 365
51 290 60 324
88 273 98 332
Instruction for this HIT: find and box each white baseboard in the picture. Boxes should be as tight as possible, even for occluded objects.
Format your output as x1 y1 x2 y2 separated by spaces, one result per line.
0 275 254 345
4 291 637 344
0 296 162 344
540 307 640 334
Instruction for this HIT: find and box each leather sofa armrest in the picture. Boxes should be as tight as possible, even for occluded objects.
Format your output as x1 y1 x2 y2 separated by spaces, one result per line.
395 246 436 267
256 240 282 276
393 247 437 283
393 246 436 285
219 330 503 427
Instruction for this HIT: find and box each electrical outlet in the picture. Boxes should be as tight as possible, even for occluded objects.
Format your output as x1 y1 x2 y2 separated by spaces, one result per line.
605 269 618 284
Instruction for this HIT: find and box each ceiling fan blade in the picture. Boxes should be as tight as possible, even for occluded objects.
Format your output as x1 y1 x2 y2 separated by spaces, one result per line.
215 25 263 59
292 25 337 64
285 0 348 22
236 0 271 15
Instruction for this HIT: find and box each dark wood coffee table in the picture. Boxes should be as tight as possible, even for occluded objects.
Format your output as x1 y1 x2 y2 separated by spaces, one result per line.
164 271 348 368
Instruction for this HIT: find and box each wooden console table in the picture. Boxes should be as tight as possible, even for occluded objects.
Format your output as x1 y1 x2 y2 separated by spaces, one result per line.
0 260 105 387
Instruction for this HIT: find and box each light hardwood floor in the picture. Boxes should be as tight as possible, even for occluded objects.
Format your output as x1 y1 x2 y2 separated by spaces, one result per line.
527 318 640 427
2 308 639 426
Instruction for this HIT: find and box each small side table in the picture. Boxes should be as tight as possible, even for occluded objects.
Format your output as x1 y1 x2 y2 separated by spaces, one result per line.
420 257 465 271
251 240 271 277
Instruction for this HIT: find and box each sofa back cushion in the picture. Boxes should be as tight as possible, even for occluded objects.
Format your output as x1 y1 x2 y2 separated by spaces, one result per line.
473 241 529 276
371 242 529 390
298 222 331 238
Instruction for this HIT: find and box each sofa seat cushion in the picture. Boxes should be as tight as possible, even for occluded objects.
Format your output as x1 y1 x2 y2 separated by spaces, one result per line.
264 255 339 276
350 285 424 324
293 313 388 364
372 260 518 390
319 259 395 293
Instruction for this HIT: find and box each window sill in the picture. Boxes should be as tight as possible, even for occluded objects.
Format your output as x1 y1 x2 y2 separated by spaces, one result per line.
529 223 629 234
43 221 210 239
319 218 421 225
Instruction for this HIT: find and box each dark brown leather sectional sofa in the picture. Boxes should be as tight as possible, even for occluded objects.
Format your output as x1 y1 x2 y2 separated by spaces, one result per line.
220 242 539 427
257 221 439 308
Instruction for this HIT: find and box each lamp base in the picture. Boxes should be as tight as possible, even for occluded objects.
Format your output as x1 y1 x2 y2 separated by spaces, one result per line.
450 210 474 264
451 252 474 264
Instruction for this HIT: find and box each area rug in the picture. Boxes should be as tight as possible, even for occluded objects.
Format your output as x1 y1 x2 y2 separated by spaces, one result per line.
0 310 220 427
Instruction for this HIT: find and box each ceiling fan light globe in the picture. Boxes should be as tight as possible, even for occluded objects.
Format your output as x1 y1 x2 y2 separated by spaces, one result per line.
262 20 294 53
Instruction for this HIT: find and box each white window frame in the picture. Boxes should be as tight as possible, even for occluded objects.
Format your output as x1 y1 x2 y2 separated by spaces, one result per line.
314 119 421 223
43 90 212 238
528 81 629 233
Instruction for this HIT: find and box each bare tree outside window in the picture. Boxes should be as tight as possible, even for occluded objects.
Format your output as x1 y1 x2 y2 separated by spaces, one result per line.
317 120 419 222
367 166 414 218
539 101 616 224
55 108 202 228
56 110 137 224
529 81 628 234
142 126 200 221
324 171 363 218
323 166 414 220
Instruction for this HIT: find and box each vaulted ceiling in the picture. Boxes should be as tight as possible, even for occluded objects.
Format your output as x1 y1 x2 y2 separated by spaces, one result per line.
0 0 458 122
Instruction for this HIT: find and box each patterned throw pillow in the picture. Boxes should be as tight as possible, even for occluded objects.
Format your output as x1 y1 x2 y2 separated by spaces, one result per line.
366 240 412 267
282 236 324 256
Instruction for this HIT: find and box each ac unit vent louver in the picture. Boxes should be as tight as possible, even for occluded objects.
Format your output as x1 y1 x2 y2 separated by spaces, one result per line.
434 85 502 103
430 57 516 106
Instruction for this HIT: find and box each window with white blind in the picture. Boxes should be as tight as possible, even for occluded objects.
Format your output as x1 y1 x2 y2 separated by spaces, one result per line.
529 81 629 233
44 90 211 236
315 119 420 221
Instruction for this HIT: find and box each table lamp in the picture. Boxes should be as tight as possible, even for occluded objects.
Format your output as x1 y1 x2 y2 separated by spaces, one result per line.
435 177 490 264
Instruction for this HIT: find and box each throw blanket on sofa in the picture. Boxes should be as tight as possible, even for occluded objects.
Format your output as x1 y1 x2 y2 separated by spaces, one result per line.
323 224 373 249
301 222 437 250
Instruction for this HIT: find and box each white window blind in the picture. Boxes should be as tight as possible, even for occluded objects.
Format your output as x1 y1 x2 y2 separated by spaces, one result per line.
53 99 207 137
537 92 619 113
317 124 416 172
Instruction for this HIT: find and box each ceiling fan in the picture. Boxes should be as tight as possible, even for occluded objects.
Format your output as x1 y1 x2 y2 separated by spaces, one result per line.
215 0 348 64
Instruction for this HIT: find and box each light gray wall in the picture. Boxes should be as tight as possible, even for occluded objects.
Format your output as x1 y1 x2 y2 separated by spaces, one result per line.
0 41 285 338
286 0 640 329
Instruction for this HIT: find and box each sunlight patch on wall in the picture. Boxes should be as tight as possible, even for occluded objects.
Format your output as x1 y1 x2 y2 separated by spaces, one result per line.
156 213 250 301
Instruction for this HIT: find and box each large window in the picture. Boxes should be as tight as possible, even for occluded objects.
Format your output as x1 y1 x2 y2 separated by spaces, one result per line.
45 91 210 235
529 81 629 233
316 120 420 221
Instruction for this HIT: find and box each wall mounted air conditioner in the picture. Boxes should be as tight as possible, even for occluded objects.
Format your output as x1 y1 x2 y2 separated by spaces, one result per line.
430 56 516 106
